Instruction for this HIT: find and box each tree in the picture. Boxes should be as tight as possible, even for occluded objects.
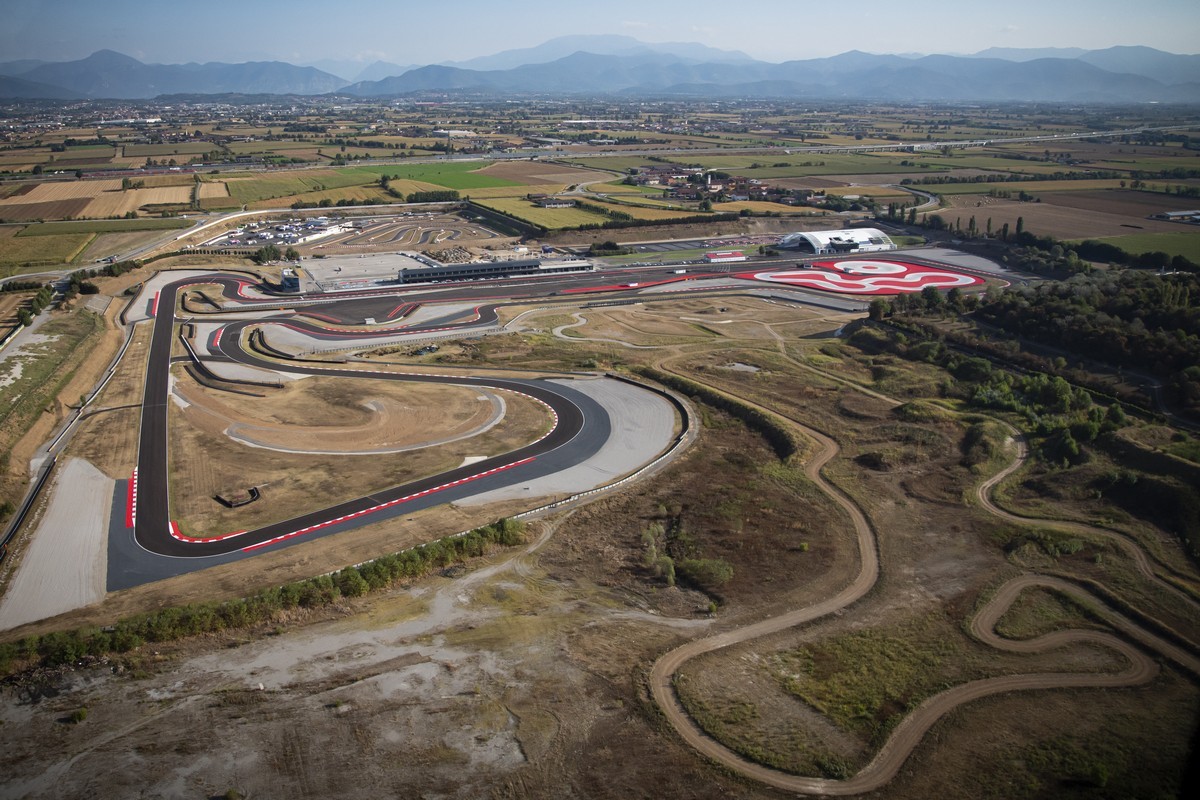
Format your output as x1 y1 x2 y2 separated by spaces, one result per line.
921 285 945 311
284 247 300 262
868 297 891 321
1016 216 1024 236
252 244 282 264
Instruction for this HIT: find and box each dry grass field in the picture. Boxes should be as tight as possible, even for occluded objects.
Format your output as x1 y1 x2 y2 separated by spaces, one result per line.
196 181 229 199
474 197 610 229
83 186 192 218
0 232 93 268
166 368 552 536
926 196 1184 240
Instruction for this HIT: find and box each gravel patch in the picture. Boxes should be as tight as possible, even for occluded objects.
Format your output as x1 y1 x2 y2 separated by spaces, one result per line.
0 458 112 630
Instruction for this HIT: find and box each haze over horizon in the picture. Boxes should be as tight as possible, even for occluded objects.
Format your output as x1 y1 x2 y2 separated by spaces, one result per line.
3 0 1198 76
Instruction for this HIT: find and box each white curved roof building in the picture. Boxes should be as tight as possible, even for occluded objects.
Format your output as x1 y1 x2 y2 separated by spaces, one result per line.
778 228 896 255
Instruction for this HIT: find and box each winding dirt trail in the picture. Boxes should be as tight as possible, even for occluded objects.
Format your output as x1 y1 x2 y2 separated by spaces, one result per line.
648 374 1200 796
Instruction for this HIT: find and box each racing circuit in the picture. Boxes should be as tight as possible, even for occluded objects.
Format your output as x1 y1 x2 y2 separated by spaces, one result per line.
88 246 1005 589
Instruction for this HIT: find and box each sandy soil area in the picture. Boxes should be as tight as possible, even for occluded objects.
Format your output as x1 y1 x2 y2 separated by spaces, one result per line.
0 459 111 630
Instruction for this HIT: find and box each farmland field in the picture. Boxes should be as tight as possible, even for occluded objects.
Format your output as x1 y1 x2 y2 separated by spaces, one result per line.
585 201 694 221
0 232 93 270
921 179 1129 196
355 162 522 190
196 181 229 199
0 199 92 222
83 186 192 218
247 184 398 210
712 201 812 215
1040 189 1200 216
14 218 191 236
473 198 609 229
465 183 566 199
475 161 608 186
1089 231 1200 262
223 169 381 205
123 142 214 157
926 197 1183 240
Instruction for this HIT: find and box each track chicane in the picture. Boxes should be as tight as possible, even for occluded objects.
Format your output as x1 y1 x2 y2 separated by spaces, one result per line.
738 258 984 295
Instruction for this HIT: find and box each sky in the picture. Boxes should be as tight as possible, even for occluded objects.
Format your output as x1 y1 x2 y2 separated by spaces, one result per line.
3 0 1198 76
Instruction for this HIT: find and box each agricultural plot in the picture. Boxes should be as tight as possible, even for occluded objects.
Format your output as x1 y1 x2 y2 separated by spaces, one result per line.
475 161 604 186
1040 189 1200 216
0 232 93 269
83 186 192 218
465 184 566 199
712 201 811 215
561 156 659 173
1090 232 1200 262
356 162 521 190
585 201 694 221
123 142 214 157
923 179 1129 196
14 218 191 235
473 198 609 229
247 184 397 210
196 181 229 199
224 169 380 205
926 198 1182 240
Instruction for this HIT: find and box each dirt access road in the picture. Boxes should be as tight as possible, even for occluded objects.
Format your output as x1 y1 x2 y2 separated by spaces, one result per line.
650 392 1200 795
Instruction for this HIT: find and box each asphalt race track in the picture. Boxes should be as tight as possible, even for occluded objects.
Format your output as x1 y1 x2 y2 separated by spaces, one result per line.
128 277 609 558
110 250 993 586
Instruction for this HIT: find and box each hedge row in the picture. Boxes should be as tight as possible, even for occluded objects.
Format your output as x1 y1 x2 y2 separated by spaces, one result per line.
632 366 800 462
0 518 525 676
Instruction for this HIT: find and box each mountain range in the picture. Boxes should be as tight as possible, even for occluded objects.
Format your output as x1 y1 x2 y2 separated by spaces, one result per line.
0 37 1197 103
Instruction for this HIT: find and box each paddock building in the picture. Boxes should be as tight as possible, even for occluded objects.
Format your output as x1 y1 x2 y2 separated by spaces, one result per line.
398 258 593 285
778 228 896 255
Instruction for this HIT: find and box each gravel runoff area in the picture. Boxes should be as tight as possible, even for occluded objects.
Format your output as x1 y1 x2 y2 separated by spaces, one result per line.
0 459 113 630
459 375 676 506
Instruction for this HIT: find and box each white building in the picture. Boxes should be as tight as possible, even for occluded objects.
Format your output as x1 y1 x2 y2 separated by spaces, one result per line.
778 228 896 255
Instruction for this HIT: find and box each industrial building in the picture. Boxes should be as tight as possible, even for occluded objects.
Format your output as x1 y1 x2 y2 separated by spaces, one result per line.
778 228 896 255
398 258 593 285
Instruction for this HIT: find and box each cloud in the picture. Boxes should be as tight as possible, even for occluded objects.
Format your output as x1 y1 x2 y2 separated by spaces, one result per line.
622 20 650 29
999 24 1020 33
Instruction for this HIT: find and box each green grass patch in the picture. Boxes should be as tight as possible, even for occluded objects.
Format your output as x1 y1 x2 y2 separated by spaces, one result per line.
0 233 95 268
1086 231 1200 263
993 587 1100 640
352 162 521 190
15 218 191 236
770 612 988 744
122 142 215 157
472 198 609 229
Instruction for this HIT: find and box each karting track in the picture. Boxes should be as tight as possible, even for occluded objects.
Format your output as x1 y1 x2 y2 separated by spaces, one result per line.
132 276 607 560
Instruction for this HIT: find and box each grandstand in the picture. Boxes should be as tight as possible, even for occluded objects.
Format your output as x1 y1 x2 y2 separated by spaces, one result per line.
778 228 896 255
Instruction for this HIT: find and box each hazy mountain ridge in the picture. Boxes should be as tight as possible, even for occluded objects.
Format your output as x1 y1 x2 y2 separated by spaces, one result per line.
1 39 1197 102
